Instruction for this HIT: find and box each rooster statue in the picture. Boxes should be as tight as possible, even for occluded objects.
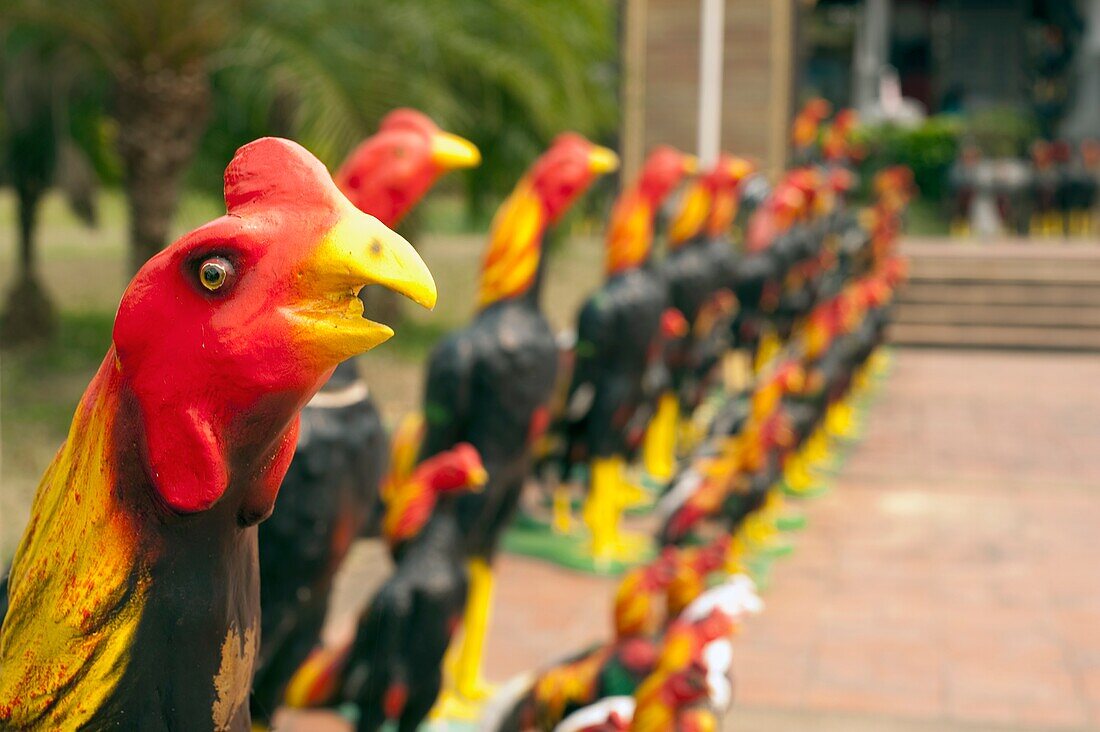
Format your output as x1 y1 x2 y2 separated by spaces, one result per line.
553 608 743 732
418 133 619 707
488 551 678 731
251 110 480 725
548 145 696 564
485 538 760 732
644 155 751 483
790 97 832 167
280 443 488 732
0 138 436 729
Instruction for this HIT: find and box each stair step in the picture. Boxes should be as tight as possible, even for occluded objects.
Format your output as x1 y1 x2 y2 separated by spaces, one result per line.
893 302 1100 328
907 259 1100 284
897 281 1100 308
889 322 1100 350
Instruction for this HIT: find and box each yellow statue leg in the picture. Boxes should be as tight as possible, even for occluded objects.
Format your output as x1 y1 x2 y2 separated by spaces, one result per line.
583 457 619 563
724 533 748 575
456 558 495 700
617 459 652 510
755 331 782 373
741 497 780 550
642 393 679 482
583 457 647 565
804 428 832 471
826 400 857 440
434 557 496 722
783 449 819 495
552 485 572 534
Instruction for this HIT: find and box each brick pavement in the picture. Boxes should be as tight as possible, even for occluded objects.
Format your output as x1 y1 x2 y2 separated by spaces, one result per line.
283 348 1100 730
481 348 1100 731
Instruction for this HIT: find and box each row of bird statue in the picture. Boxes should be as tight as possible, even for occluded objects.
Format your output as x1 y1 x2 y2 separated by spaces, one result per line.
0 96 910 731
948 138 1100 238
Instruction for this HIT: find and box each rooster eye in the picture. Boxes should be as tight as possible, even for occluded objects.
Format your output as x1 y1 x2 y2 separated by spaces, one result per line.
199 258 233 291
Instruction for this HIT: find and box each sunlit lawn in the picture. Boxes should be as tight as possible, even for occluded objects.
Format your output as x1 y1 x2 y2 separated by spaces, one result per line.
0 190 603 557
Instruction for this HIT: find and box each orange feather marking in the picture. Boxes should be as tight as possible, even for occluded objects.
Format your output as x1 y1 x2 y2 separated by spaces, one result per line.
0 354 151 728
477 178 546 307
605 192 654 275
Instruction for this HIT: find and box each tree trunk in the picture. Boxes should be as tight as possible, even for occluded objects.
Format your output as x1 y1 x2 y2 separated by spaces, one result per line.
114 64 211 273
1 187 57 347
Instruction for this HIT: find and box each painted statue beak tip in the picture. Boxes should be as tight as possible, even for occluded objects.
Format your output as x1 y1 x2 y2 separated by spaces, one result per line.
432 132 481 171
588 146 620 175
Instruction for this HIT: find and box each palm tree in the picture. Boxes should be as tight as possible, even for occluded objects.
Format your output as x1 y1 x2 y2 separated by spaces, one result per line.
0 31 98 346
5 0 617 274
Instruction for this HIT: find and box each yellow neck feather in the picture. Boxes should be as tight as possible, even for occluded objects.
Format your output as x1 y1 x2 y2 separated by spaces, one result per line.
477 178 547 307
605 191 654 275
0 353 151 728
668 181 713 248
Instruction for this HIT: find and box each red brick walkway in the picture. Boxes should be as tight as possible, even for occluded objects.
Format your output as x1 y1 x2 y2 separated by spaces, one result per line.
483 348 1100 731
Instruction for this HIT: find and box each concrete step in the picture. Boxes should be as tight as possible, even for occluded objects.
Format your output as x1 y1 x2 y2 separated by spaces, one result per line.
889 322 1100 350
897 281 1100 308
907 258 1100 284
894 302 1100 329
893 239 1100 350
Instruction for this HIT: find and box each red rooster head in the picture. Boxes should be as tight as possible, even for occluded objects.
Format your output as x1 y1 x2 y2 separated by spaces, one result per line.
614 548 679 637
529 132 620 224
632 615 730 731
704 154 755 237
666 537 730 618
383 443 486 545
637 145 698 205
414 442 488 495
335 109 480 227
605 146 694 275
478 134 617 307
791 97 833 150
113 138 437 517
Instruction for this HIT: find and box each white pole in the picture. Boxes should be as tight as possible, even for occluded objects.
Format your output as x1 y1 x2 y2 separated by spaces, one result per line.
698 0 725 167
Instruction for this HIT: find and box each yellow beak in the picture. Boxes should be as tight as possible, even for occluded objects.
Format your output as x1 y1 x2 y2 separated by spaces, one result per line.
290 205 437 360
431 131 481 171
588 145 621 175
468 466 489 491
729 157 755 180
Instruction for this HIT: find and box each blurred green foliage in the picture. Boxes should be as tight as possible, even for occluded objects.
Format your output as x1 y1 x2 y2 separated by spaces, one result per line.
855 117 961 202
3 0 618 223
855 108 1039 204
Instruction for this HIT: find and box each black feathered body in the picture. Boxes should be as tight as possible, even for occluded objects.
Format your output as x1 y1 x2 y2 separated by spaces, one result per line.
561 267 668 467
252 361 388 721
342 504 469 732
661 240 719 406
420 299 558 559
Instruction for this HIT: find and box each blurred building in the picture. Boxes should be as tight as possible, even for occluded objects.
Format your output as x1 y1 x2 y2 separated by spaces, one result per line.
802 0 1100 138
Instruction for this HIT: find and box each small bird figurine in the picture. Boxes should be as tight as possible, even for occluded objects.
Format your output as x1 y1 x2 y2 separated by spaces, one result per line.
790 97 832 166
419 133 619 705
0 138 437 730
488 550 678 731
281 443 488 732
553 145 696 564
647 156 751 481
251 109 479 725
557 609 739 732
